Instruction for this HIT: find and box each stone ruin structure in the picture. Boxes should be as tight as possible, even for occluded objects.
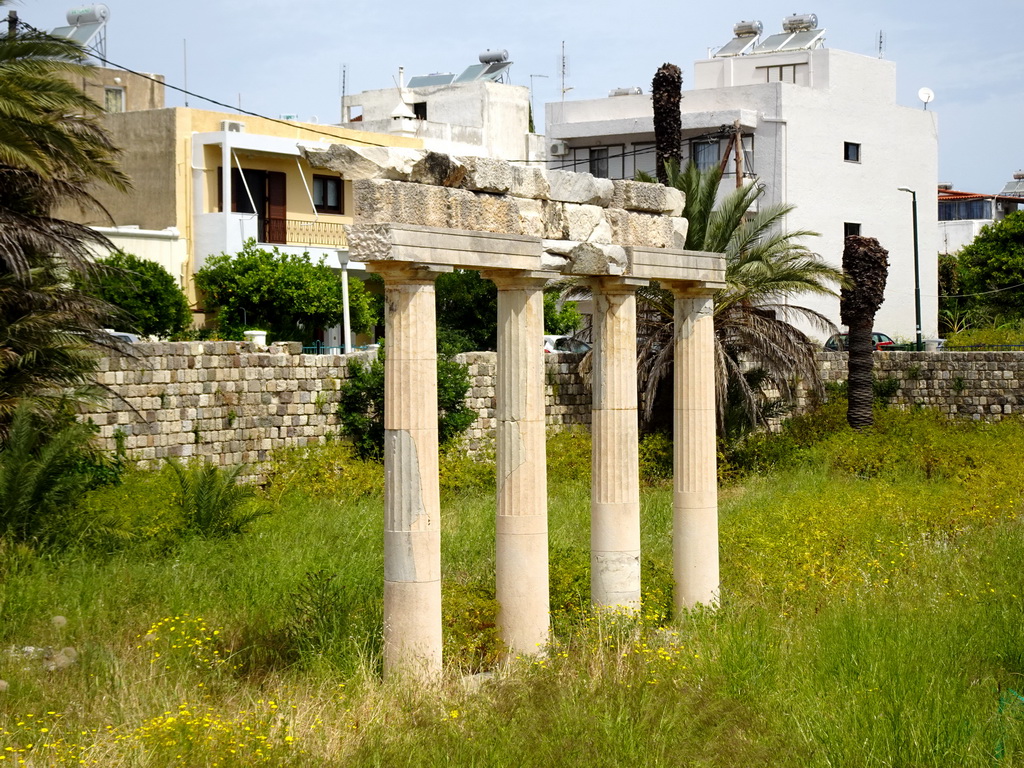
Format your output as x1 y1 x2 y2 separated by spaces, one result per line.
304 144 725 678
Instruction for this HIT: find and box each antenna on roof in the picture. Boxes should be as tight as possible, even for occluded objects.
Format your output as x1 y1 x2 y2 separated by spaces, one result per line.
560 41 572 102
50 5 109 61
878 30 885 59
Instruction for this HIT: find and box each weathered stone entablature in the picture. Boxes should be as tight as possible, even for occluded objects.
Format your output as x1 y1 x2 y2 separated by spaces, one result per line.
303 144 728 679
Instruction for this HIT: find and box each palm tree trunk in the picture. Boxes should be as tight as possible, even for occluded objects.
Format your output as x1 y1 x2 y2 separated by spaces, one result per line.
846 319 874 428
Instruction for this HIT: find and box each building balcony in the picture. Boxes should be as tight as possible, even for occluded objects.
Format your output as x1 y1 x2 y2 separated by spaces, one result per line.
195 212 353 270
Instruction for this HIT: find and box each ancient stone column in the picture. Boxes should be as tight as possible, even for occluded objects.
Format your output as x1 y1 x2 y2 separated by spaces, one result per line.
671 287 720 610
590 278 643 610
487 272 550 655
375 263 443 678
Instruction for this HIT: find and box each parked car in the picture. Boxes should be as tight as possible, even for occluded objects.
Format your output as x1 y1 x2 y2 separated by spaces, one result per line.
543 335 591 354
103 329 141 344
824 332 895 351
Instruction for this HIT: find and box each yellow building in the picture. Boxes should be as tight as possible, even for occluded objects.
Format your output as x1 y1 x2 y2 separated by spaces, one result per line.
69 107 421 342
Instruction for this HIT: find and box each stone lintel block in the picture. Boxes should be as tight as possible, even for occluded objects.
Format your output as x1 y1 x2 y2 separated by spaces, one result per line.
610 179 680 214
302 144 425 181
509 165 550 200
463 156 514 194
348 223 542 272
548 170 614 206
607 208 676 248
627 246 725 288
565 242 628 276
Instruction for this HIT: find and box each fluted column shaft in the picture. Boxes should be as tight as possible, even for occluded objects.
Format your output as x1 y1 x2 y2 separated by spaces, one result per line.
488 272 550 655
590 278 642 609
376 263 442 679
671 288 719 610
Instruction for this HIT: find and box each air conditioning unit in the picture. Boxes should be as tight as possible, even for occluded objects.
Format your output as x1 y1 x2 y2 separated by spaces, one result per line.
220 120 245 133
549 140 569 157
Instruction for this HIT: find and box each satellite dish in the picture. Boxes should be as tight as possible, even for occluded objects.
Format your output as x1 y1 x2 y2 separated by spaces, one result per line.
918 87 935 110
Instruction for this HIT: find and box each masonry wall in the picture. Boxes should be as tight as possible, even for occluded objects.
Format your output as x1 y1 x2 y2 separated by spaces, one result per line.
89 343 590 476
818 351 1024 419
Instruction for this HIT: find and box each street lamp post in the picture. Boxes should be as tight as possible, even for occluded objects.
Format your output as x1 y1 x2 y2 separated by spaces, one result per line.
898 187 923 351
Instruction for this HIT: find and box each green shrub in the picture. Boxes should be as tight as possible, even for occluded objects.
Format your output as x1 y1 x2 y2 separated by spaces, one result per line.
638 432 673 485
337 346 475 461
89 251 192 337
263 440 384 502
0 405 97 544
167 459 270 538
545 428 592 486
442 578 502 671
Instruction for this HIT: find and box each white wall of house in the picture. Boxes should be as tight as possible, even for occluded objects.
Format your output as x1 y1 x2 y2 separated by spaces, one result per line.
343 81 543 162
545 45 940 342
90 226 189 288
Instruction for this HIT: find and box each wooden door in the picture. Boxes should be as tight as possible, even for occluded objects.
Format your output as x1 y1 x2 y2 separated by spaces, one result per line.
265 171 287 244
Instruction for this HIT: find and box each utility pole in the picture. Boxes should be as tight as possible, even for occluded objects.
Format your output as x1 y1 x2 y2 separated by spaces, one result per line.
8 10 18 38
898 187 923 351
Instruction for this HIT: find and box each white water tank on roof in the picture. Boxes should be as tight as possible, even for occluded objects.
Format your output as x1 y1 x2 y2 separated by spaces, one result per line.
66 4 109 25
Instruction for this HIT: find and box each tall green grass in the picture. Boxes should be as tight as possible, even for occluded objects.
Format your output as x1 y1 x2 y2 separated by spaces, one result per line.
2 415 1024 765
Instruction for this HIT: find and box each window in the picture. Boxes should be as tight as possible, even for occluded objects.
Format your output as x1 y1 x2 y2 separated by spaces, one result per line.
692 140 721 172
313 175 343 214
104 86 125 113
412 102 427 120
844 222 861 238
631 142 656 178
938 199 992 221
761 64 802 84
844 142 861 163
566 145 624 178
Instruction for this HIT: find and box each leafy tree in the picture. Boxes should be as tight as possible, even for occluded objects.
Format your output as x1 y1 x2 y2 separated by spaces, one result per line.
435 269 497 353
337 345 476 461
0 11 129 430
195 240 374 345
633 161 842 433
957 210 1024 319
651 64 682 185
841 235 889 429
88 252 192 337
543 292 583 335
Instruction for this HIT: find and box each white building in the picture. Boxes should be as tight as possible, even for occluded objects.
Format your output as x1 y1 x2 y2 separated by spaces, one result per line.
938 175 1024 254
341 52 546 162
545 15 940 341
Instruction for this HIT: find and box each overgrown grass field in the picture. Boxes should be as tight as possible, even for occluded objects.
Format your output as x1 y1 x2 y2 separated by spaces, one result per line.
3 406 1024 766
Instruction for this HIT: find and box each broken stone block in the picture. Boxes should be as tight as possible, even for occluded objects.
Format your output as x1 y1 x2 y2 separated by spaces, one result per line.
607 208 673 247
478 193 523 235
463 156 514 193
541 252 568 270
410 151 467 187
447 188 486 231
664 187 685 217
670 217 690 247
542 239 580 256
301 144 424 181
565 204 606 242
565 242 628 276
548 170 614 206
353 179 449 228
509 165 550 199
611 179 681 213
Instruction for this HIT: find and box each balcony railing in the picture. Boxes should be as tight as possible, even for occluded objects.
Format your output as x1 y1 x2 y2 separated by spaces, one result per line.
283 219 349 249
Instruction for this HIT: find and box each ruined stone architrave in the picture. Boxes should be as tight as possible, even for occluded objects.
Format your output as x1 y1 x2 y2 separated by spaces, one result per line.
306 145 726 679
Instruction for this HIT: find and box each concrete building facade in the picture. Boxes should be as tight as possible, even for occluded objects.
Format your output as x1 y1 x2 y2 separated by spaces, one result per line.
938 177 1024 255
545 20 940 341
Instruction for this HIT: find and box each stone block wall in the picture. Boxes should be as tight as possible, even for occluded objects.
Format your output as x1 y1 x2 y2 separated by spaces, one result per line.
88 343 591 476
817 350 1024 419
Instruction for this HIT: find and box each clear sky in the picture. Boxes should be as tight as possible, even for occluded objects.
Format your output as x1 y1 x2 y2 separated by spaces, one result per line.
13 0 1024 194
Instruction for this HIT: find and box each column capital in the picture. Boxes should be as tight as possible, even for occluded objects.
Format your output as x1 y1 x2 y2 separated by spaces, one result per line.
368 261 452 284
480 269 551 291
589 276 649 295
664 279 718 299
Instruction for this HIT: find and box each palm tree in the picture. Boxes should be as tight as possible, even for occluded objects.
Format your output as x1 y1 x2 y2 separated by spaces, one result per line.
841 235 889 429
635 161 843 432
0 7 129 431
651 64 682 186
